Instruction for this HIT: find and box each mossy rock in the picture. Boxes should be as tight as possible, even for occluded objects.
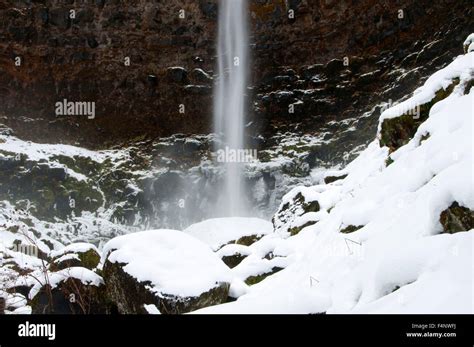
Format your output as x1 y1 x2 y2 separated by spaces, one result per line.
380 79 459 152
272 191 320 233
289 220 317 236
340 225 364 234
295 192 320 213
50 155 101 177
6 225 20 233
103 260 230 314
245 267 284 286
234 234 263 246
217 234 264 251
439 202 474 234
0 158 104 221
50 248 100 271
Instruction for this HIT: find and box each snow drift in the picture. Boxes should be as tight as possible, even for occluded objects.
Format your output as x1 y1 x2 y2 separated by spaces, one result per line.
195 38 474 314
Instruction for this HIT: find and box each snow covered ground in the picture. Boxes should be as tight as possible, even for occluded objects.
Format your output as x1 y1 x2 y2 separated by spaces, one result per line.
193 45 474 314
184 217 272 250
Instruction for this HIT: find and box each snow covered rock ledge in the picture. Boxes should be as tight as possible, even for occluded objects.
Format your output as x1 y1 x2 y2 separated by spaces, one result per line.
102 229 231 314
184 217 273 251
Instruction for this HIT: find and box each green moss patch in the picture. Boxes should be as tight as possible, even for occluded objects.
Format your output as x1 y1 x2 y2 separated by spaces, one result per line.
245 267 284 286
380 79 459 152
340 225 364 234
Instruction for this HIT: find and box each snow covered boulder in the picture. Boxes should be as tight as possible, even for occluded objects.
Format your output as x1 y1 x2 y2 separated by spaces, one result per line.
184 217 273 251
29 267 109 314
49 243 100 271
272 188 321 235
102 229 231 314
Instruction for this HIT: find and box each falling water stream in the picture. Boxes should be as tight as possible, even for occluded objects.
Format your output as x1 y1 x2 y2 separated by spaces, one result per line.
213 0 249 216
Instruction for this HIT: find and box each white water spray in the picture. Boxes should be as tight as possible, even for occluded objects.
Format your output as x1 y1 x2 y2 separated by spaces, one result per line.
214 0 249 216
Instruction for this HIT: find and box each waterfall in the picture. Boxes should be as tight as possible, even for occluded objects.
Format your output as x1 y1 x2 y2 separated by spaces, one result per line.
213 0 249 216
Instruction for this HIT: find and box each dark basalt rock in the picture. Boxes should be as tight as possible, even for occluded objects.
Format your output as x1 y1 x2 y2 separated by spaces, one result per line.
190 68 212 84
167 67 189 84
184 85 212 95
440 202 474 234
324 174 348 184
199 0 218 19
221 253 247 269
0 297 5 315
30 273 110 314
0 1 470 149
325 59 345 77
6 285 32 298
86 36 99 48
103 260 230 314
49 8 71 30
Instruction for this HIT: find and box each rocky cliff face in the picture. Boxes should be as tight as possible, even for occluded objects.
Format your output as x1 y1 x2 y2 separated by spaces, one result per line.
0 0 472 236
0 0 218 148
248 0 472 158
0 0 472 150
